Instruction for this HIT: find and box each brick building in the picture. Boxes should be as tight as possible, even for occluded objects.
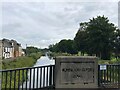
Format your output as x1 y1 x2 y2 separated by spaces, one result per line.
0 39 24 59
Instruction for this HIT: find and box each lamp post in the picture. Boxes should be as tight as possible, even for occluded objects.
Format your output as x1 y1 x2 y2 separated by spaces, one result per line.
26 44 27 56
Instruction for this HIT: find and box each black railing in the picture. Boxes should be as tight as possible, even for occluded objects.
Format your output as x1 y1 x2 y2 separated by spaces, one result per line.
98 64 120 88
1 65 55 89
1 64 120 89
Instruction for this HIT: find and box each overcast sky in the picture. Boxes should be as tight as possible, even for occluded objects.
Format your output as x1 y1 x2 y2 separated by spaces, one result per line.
1 0 119 48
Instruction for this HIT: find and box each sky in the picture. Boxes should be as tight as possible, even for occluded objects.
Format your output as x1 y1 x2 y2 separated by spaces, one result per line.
1 0 119 48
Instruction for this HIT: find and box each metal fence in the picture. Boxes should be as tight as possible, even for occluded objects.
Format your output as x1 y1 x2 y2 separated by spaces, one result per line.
0 64 120 89
98 64 120 88
0 65 55 89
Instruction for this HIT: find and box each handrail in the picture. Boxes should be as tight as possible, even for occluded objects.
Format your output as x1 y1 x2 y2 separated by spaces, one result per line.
1 64 119 72
1 64 55 89
0 65 55 72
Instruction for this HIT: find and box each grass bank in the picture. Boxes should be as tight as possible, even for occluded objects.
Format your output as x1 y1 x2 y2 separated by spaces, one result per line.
49 52 76 57
98 58 120 64
2 52 42 69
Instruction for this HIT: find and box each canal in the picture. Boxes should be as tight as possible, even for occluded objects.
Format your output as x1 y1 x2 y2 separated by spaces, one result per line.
21 55 55 88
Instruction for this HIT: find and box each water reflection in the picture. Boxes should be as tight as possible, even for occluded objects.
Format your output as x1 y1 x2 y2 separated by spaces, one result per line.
21 55 55 88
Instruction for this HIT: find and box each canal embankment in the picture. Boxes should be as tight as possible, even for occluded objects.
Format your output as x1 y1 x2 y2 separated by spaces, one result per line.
2 52 42 70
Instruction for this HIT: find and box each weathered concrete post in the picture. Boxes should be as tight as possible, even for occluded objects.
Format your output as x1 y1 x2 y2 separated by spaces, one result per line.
55 56 98 88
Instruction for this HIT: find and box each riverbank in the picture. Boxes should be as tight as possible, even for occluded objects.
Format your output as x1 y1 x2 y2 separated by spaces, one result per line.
2 52 42 69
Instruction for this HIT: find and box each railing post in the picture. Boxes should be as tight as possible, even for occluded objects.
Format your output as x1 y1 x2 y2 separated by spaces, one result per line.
106 65 108 83
14 70 16 90
5 71 7 89
98 65 100 87
49 66 52 86
118 64 120 88
1 72 3 90
53 65 55 88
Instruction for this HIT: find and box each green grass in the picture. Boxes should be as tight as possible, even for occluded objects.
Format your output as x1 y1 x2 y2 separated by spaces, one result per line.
2 52 42 69
49 52 78 58
50 52 120 64
98 58 120 64
2 70 27 89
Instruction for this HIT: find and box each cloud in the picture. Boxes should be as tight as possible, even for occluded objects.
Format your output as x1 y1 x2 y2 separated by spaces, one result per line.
1 0 119 3
1 1 118 48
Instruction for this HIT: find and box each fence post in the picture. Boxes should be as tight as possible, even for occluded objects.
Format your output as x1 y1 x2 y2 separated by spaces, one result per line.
49 66 52 86
53 65 55 88
118 64 120 88
98 65 100 87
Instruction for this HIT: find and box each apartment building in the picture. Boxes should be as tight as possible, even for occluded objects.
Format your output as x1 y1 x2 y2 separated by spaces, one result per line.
0 39 24 59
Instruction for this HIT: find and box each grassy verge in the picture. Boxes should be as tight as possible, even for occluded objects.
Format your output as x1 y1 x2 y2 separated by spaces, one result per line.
1 52 42 89
50 52 120 64
2 52 42 69
98 58 120 64
49 52 77 57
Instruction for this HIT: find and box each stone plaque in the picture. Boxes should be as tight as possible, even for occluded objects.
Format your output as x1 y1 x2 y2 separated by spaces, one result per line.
61 62 94 84
55 56 98 88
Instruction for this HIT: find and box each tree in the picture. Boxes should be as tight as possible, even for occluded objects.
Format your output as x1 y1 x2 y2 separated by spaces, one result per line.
49 43 59 52
57 39 77 54
74 16 117 60
113 28 120 59
26 46 39 55
74 23 88 55
49 39 77 54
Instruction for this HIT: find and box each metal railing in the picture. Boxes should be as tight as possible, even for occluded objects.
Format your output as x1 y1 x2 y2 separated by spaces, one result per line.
1 65 55 89
98 64 120 88
1 64 120 89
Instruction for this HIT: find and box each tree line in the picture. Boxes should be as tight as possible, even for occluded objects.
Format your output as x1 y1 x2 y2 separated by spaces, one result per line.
49 16 120 60
23 46 49 56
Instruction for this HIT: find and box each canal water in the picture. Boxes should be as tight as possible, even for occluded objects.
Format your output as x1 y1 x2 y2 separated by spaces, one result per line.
21 55 55 88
